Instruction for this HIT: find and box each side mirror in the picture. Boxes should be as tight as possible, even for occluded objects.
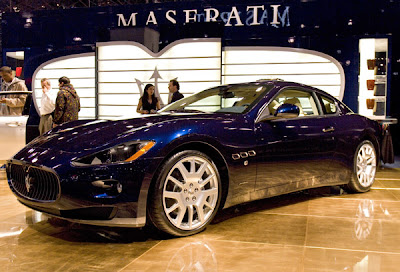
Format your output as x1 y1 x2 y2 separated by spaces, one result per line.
275 103 300 118
257 103 300 122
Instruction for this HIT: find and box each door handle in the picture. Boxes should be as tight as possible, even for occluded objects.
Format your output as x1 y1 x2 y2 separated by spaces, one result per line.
322 126 335 133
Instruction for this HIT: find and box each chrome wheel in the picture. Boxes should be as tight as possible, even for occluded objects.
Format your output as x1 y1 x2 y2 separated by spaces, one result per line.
356 142 376 188
162 155 219 231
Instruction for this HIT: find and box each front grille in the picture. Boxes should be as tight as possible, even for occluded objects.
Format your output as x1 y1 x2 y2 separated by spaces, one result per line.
8 163 60 202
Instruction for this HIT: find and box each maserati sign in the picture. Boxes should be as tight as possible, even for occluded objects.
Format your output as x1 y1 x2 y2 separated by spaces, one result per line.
117 4 290 28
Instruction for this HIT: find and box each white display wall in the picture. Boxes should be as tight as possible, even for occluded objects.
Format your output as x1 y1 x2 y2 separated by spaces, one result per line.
32 38 345 120
222 47 344 100
96 39 222 118
32 54 96 119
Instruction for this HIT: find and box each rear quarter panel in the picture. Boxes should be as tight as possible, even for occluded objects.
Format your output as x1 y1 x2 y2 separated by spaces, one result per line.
332 113 381 169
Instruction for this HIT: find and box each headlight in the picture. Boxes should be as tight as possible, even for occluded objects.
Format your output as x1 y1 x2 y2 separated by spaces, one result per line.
71 141 155 166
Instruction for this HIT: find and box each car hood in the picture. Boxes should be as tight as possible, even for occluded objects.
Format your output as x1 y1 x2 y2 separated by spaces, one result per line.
22 112 221 154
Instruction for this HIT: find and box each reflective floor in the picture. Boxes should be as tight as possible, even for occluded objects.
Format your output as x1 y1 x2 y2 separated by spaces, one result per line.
1 166 400 271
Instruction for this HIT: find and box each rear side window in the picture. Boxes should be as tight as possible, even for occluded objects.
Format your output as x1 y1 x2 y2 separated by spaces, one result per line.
337 100 353 114
320 95 337 115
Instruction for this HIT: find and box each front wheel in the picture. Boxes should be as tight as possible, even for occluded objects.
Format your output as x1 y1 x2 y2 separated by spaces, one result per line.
347 140 377 193
148 150 222 237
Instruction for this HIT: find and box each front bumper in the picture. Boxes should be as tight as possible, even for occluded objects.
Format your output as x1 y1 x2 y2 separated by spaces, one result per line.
6 157 163 227
18 199 146 227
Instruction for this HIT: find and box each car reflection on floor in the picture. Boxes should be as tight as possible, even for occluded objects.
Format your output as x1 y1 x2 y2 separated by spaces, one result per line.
0 167 400 271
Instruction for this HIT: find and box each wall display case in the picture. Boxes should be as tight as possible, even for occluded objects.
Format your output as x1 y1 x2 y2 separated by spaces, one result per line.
358 38 389 119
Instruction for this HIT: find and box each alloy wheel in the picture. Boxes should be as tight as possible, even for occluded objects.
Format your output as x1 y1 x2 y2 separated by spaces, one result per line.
162 155 219 231
356 142 376 187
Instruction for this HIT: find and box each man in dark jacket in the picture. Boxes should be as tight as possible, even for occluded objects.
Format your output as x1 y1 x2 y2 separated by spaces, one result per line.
54 76 80 126
168 79 184 104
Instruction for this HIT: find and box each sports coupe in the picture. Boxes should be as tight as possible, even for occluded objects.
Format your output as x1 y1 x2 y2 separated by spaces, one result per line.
6 80 381 237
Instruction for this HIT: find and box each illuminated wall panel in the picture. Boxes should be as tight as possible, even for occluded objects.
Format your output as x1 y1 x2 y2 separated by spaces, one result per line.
31 40 345 122
33 68 94 79
99 41 221 60
97 39 222 119
98 83 138 94
224 63 339 75
98 70 220 83
79 108 96 118
98 94 140 105
99 106 137 117
223 74 341 86
222 47 345 100
80 98 95 108
32 53 96 119
98 58 221 71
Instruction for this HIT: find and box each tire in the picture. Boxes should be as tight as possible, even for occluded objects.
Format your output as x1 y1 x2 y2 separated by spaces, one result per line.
148 150 222 237
347 140 377 193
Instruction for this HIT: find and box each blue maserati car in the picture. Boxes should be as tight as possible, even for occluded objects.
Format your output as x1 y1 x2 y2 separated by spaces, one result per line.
6 80 381 236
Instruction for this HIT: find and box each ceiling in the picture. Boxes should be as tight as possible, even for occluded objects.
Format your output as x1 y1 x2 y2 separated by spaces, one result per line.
0 0 178 13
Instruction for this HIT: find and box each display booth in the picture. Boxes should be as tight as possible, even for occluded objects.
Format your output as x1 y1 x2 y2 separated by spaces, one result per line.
0 0 398 144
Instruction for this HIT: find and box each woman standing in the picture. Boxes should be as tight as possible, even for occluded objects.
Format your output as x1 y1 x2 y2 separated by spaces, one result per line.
136 84 161 114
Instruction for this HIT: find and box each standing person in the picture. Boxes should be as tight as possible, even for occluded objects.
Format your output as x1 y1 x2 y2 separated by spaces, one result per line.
38 78 57 134
137 83 161 114
168 79 184 104
53 76 80 126
0 66 28 116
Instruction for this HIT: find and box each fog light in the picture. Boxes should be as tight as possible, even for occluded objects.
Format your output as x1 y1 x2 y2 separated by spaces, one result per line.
91 179 122 198
116 183 122 193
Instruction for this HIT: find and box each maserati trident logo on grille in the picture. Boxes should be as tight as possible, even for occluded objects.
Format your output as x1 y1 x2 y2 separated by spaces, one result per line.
25 174 32 192
24 166 33 193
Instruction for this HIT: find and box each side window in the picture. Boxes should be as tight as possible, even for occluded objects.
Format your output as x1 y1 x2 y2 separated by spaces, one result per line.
337 100 353 114
267 89 319 117
320 95 337 115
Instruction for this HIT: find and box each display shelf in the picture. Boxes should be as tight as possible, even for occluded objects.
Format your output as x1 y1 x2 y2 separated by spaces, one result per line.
358 38 388 118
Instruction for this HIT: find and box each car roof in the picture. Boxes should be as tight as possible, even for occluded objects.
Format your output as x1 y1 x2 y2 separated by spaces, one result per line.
203 79 339 103
220 79 320 92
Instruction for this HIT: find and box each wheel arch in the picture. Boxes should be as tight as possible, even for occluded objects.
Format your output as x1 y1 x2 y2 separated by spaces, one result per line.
359 128 381 166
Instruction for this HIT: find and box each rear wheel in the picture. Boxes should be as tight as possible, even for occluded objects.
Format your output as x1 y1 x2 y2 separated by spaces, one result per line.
347 140 377 193
148 150 221 237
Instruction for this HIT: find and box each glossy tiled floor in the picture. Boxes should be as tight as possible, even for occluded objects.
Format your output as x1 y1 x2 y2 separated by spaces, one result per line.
1 166 400 271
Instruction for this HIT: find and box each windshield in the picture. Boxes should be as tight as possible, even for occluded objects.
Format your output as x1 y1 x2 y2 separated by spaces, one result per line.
160 84 271 114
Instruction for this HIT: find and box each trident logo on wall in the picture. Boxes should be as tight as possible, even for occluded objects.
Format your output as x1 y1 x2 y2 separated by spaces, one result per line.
135 67 176 107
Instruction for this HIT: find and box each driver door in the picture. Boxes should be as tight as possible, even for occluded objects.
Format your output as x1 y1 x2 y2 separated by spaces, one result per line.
254 87 337 193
